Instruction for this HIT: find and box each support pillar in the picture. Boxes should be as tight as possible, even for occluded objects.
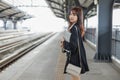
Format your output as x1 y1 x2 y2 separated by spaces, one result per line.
94 0 114 62
2 18 7 30
12 20 17 29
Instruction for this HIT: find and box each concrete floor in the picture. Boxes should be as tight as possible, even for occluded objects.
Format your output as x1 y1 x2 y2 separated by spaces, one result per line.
0 32 120 80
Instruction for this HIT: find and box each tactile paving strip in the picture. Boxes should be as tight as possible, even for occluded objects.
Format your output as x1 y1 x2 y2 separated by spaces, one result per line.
55 51 66 80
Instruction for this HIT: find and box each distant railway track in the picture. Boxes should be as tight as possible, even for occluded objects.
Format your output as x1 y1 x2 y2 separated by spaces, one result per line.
0 32 55 71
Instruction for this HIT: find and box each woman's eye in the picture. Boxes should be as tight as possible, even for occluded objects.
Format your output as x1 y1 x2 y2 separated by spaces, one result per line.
73 13 76 16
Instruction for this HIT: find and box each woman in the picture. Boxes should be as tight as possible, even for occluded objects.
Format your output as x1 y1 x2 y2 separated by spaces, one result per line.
61 7 89 80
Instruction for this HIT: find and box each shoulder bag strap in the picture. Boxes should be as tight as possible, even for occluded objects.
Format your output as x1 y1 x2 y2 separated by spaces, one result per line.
75 26 82 68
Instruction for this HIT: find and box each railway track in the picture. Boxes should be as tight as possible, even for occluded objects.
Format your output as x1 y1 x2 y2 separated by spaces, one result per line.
0 32 55 71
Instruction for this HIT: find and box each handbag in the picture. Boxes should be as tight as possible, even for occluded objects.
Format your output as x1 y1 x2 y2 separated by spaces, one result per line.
66 26 82 77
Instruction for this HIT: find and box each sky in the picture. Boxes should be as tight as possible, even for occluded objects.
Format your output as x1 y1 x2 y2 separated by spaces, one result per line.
2 0 66 32
19 7 66 32
113 9 120 26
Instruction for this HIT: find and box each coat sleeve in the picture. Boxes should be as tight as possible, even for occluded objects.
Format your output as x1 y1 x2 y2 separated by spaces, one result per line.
63 29 78 52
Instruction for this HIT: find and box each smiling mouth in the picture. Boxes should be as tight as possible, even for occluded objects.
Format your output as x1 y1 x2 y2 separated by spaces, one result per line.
70 19 74 20
70 20 74 22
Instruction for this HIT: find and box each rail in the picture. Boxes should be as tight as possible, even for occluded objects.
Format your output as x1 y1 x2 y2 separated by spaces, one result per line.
85 28 96 44
85 27 120 60
0 32 51 58
0 32 55 71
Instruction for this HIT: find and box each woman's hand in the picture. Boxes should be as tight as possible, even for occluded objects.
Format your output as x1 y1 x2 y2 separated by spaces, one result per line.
60 37 64 48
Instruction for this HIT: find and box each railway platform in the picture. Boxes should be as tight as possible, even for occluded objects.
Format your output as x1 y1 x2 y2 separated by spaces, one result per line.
0 32 120 80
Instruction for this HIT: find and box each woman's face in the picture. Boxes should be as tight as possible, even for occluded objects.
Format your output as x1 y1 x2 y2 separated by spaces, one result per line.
69 11 78 23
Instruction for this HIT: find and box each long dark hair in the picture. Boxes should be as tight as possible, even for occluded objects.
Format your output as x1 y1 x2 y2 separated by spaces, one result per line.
68 7 84 34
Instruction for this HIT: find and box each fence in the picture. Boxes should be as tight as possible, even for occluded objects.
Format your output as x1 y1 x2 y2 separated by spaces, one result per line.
85 28 96 44
85 27 120 60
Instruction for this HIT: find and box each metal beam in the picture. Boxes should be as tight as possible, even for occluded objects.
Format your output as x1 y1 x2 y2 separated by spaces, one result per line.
46 0 65 19
16 15 25 20
0 12 21 19
47 0 64 8
56 15 64 19
115 0 120 3
9 12 21 18
74 0 86 9
0 7 12 13
0 16 7 18
86 7 96 18
17 16 32 21
74 0 81 6
114 4 120 9
87 13 96 18
18 15 25 19
55 15 64 18
82 0 88 5
54 11 64 16
51 6 64 13
84 2 96 16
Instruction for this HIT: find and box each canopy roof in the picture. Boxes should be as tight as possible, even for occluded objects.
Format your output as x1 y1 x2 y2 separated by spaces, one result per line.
45 0 96 19
0 0 32 21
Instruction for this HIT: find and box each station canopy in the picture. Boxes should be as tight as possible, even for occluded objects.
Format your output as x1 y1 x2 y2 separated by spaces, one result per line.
0 0 32 21
45 0 97 19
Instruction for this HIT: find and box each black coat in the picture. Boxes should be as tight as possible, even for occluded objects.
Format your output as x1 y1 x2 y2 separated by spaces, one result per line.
63 23 89 74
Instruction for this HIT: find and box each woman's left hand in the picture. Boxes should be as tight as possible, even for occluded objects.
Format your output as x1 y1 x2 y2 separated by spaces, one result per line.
60 37 64 48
